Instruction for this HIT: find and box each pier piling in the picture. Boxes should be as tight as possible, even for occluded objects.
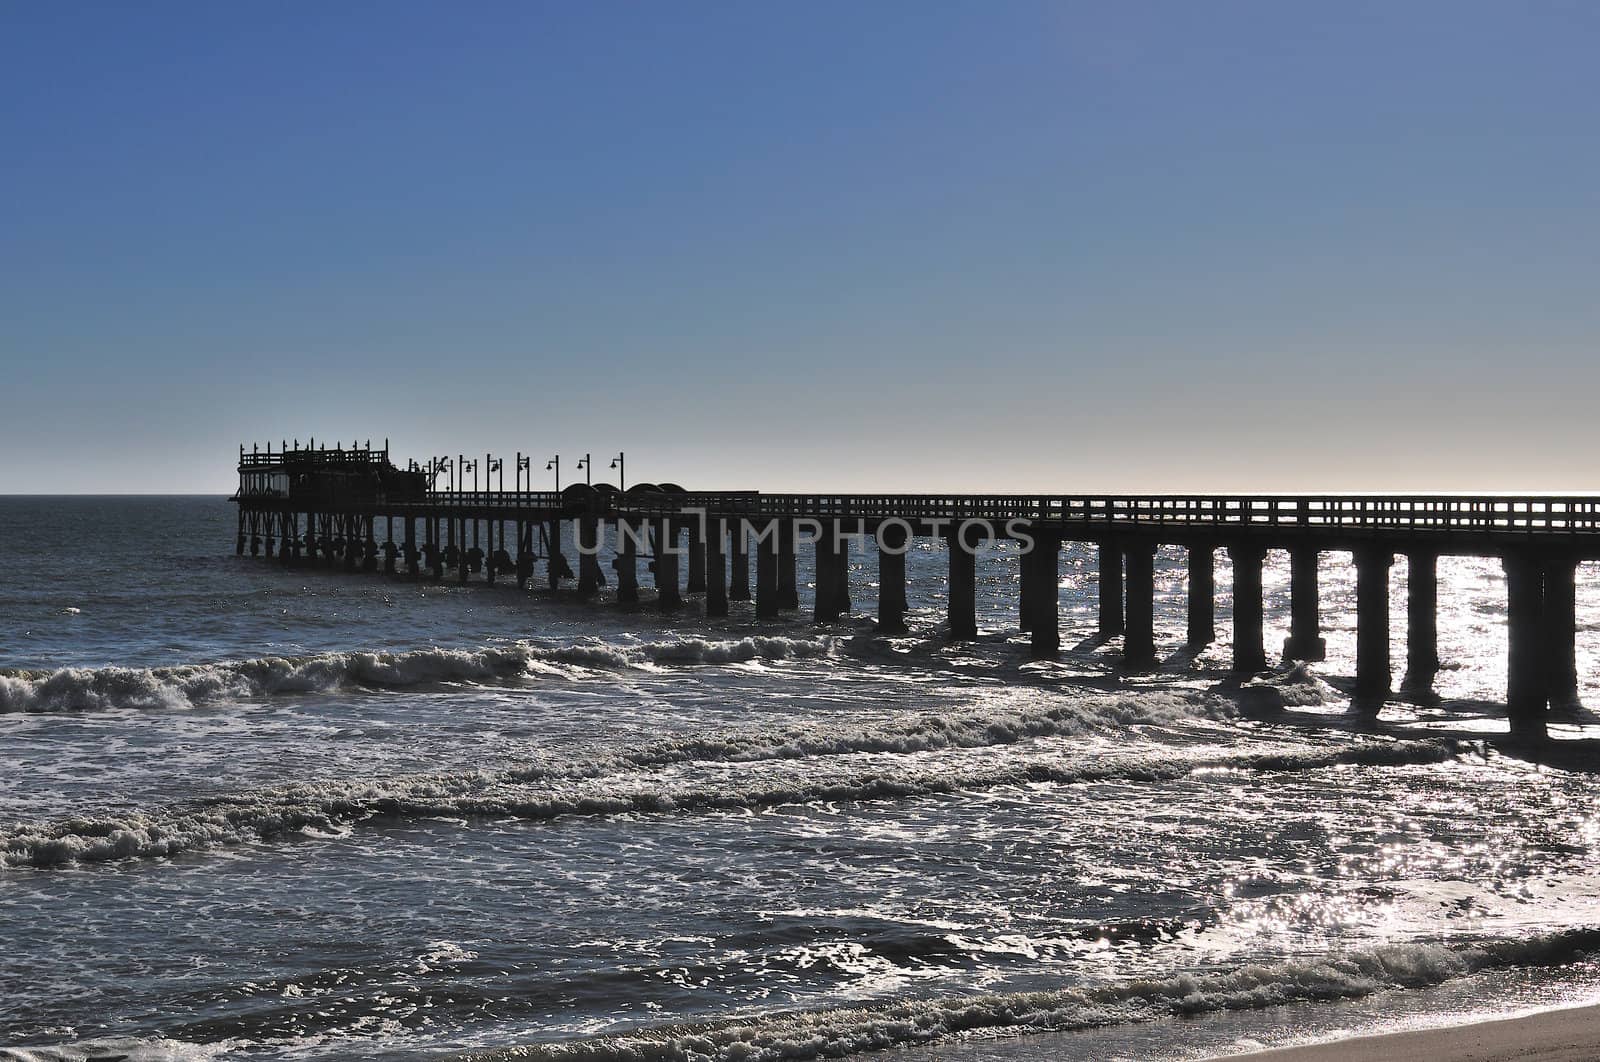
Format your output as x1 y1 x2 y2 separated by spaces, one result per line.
1229 544 1267 675
877 522 909 633
1187 544 1215 648
947 526 978 641
1123 542 1157 669
1505 549 1548 740
704 518 729 617
1098 541 1124 638
655 519 683 612
1026 532 1060 658
1402 551 1439 692
1284 547 1326 661
1354 547 1393 709
755 526 780 619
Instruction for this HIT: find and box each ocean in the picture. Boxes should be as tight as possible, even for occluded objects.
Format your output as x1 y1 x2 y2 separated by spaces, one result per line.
4 495 1600 1061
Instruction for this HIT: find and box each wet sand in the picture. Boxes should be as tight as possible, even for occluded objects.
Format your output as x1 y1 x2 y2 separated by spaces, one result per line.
1220 1003 1600 1061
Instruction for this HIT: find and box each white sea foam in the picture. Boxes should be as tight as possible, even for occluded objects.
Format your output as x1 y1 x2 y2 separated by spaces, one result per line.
0 733 1460 870
0 635 837 714
465 930 1600 1061
0 1036 238 1062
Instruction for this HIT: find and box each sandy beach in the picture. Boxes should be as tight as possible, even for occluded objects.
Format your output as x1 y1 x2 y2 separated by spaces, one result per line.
1222 1004 1600 1061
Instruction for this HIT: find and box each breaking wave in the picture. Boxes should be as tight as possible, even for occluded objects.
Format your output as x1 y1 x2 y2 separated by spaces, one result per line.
0 730 1462 870
463 928 1600 1061
0 635 837 714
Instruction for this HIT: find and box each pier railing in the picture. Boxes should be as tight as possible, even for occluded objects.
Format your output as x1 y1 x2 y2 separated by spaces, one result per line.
236 478 1600 536
611 493 1600 535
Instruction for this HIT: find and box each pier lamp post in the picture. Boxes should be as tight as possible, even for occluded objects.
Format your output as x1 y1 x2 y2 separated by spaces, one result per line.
609 452 625 492
516 453 530 493
464 458 479 493
490 456 503 493
576 453 592 486
547 456 560 493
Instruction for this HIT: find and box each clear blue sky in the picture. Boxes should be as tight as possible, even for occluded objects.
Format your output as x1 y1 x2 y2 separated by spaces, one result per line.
4 1 1597 493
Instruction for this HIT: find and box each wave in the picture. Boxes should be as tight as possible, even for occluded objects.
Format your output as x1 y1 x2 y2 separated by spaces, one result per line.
583 689 1235 775
0 1038 236 1062
460 927 1600 1061
0 735 1462 870
0 635 837 714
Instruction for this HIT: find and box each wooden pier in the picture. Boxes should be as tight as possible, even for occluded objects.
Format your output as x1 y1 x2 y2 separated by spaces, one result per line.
234 442 1600 739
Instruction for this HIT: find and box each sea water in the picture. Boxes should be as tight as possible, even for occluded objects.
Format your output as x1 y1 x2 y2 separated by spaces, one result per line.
4 496 1600 1060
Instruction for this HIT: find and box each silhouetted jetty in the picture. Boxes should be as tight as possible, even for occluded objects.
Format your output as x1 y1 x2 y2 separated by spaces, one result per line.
234 441 1598 739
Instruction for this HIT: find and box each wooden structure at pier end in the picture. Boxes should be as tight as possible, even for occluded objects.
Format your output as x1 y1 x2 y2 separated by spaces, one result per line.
234 442 1599 741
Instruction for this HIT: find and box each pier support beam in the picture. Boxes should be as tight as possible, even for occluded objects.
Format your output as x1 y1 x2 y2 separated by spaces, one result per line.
577 515 602 597
1187 544 1215 648
1229 544 1267 675
813 523 850 623
1353 547 1393 709
729 527 751 601
1123 542 1157 670
704 518 728 617
1026 532 1060 658
778 522 799 611
1098 541 1124 638
1018 540 1035 633
756 525 780 619
947 525 979 641
1544 553 1581 712
1505 550 1548 740
614 519 641 603
877 522 909 633
404 517 418 579
1402 551 1439 692
547 520 567 590
654 520 683 612
1283 547 1326 661
686 524 707 595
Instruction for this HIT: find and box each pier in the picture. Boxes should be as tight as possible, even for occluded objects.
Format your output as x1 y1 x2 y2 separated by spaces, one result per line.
235 442 1600 740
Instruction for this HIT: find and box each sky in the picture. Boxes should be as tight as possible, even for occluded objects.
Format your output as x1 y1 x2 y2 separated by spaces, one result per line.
3 1 1598 493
